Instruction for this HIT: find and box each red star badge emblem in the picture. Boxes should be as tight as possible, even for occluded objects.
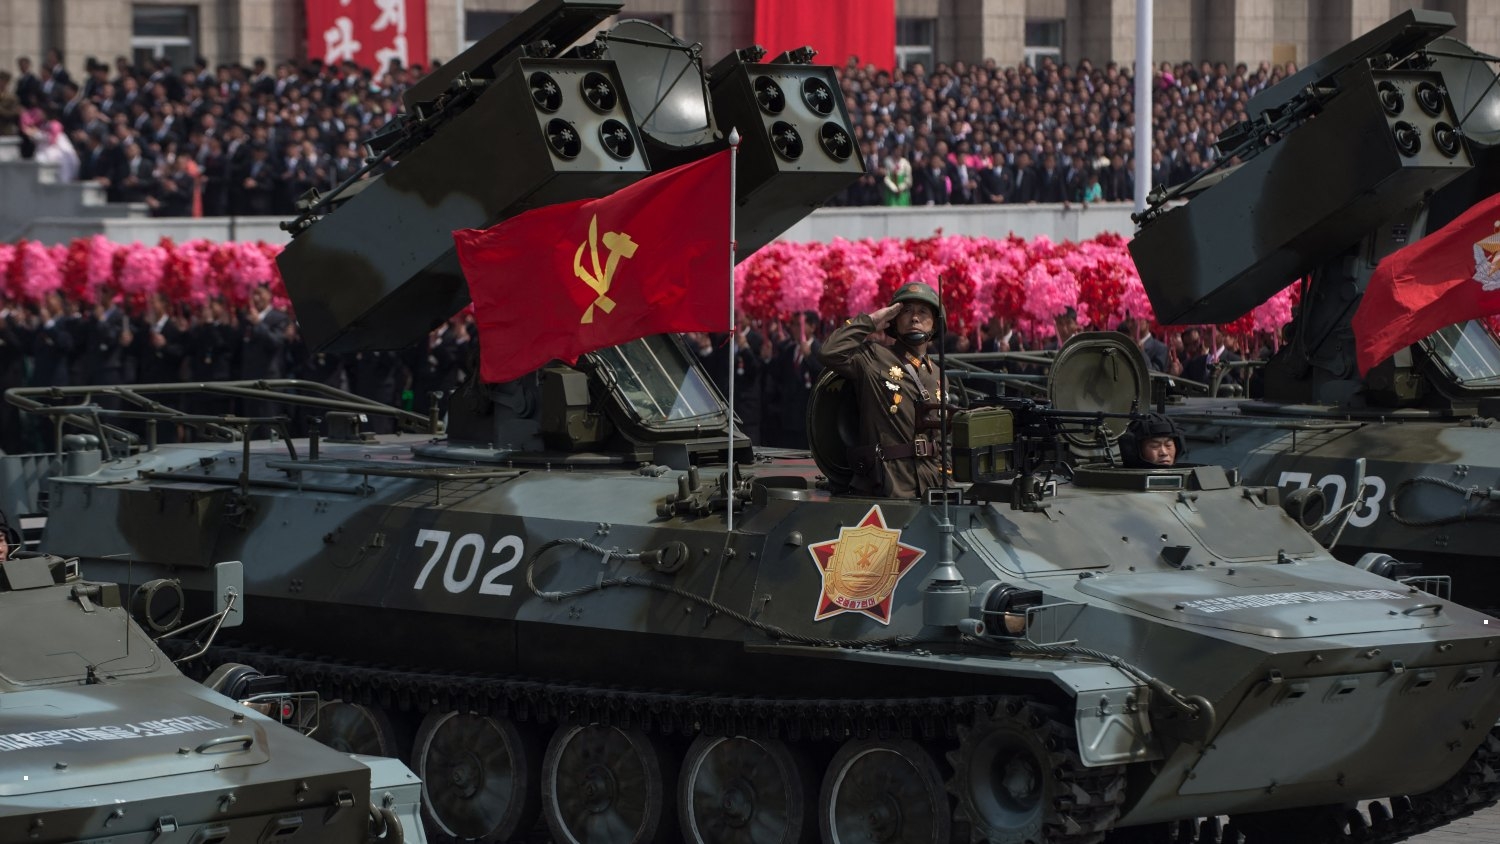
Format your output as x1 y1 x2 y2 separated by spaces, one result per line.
808 505 925 624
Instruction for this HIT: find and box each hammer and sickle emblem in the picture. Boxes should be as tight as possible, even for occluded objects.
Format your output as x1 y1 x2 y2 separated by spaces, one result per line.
853 543 879 569
573 214 639 324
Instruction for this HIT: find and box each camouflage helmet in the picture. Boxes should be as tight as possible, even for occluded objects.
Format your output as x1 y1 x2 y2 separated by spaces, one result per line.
890 281 944 319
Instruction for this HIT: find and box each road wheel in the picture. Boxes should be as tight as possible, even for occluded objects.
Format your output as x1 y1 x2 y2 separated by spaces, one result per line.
679 734 814 843
819 738 951 844
543 724 678 843
413 709 541 841
316 700 404 758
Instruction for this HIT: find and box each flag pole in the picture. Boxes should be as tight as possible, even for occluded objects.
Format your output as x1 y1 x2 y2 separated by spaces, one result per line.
727 129 740 533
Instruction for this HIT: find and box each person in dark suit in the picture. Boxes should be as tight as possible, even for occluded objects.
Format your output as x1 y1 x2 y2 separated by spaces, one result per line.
109 139 154 202
406 318 471 418
26 292 73 388
197 136 229 216
0 301 27 453
1180 328 1212 383
73 290 134 388
1008 152 1038 204
137 293 188 442
240 142 275 214
185 297 236 427
138 293 188 384
1150 149 1172 191
12 293 73 451
766 311 823 449
14 57 41 108
1036 153 1067 203
1104 154 1134 203
1130 316 1170 372
979 156 1013 204
331 141 362 187
911 152 953 206
150 155 196 217
249 58 275 97
1044 307 1080 351
42 49 71 96
240 283 290 436
706 322 767 445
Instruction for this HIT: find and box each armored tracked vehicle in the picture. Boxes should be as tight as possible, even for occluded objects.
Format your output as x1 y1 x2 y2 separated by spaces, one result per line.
0 550 426 844
12 2 1500 842
1129 10 1500 611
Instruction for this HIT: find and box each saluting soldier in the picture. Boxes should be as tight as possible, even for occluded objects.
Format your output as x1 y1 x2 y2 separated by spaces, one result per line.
819 282 946 498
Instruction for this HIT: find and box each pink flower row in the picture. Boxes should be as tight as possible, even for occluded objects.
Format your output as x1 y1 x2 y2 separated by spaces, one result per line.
735 232 1299 339
0 234 1299 340
0 236 287 310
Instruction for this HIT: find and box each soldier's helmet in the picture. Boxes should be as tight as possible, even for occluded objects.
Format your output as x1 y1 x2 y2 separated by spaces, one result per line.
889 281 944 320
1120 411 1187 468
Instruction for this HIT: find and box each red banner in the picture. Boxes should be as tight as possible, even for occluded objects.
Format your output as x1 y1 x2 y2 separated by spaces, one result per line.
305 0 429 72
754 0 895 71
455 151 733 384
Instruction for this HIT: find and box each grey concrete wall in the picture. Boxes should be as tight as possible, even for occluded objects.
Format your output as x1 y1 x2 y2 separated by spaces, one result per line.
778 202 1136 245
4 193 1136 251
4 1 1500 81
0 139 144 242
19 215 292 246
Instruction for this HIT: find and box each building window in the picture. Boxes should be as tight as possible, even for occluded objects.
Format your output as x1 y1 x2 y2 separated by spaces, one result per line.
132 5 197 71
895 17 935 71
465 12 517 50
1024 19 1063 68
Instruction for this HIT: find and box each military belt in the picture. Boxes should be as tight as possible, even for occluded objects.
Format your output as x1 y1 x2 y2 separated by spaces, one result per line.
851 438 932 463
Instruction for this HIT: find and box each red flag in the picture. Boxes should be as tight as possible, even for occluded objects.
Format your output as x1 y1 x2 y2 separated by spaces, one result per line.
1352 191 1500 375
455 151 732 384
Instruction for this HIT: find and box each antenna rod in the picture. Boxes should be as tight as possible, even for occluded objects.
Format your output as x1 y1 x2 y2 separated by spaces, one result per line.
726 129 740 533
922 274 967 632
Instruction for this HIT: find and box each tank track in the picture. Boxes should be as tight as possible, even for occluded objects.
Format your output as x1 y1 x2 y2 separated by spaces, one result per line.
193 644 1126 843
197 643 994 741
193 644 1497 843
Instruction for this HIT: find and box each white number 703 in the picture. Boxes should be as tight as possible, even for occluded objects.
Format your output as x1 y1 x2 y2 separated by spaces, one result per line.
1277 471 1387 529
412 529 525 596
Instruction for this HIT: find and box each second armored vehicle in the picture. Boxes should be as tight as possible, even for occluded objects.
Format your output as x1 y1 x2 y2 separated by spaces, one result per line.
0 550 426 844
1130 10 1500 611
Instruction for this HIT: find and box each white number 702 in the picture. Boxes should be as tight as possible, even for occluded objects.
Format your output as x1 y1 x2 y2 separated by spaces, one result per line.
413 529 525 596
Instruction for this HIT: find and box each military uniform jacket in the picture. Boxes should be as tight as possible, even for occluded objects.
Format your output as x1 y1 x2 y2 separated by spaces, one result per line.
819 315 944 498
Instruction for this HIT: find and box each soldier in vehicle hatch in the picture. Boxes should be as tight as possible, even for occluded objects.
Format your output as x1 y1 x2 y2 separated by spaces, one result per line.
1120 412 1186 468
820 282 946 498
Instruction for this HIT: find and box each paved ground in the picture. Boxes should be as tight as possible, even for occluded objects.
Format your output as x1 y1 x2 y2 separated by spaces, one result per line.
1409 802 1500 842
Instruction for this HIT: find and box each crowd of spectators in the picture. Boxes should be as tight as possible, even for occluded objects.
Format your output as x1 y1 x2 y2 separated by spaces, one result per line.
0 48 423 217
832 54 1296 206
0 46 1299 215
0 46 1293 452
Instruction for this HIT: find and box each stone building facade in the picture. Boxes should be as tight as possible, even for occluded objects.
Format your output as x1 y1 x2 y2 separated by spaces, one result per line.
0 0 1495 77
